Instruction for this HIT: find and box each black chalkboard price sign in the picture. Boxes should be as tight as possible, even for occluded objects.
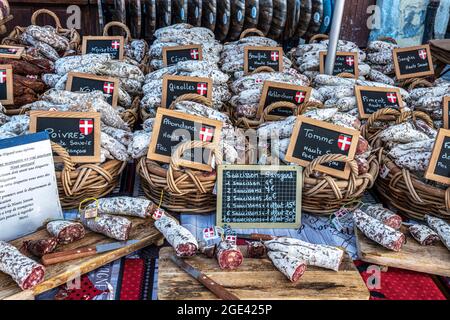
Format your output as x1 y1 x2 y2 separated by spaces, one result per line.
319 51 359 78
285 116 360 179
443 96 450 129
82 36 124 60
66 72 120 107
244 46 283 74
393 45 434 80
0 64 13 105
257 81 312 119
161 75 213 108
147 108 223 171
0 45 24 59
29 111 101 163
216 165 302 229
425 129 450 185
162 45 203 66
355 86 404 119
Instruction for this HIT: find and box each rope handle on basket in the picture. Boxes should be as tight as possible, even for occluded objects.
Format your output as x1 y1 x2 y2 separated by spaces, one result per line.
167 141 222 195
396 110 434 128
377 36 398 45
336 72 356 78
400 78 434 91
303 154 359 178
309 34 329 43
361 107 401 140
235 116 263 129
261 101 299 122
103 21 132 43
50 141 76 196
239 28 265 39
31 9 63 29
251 66 275 74
168 93 213 109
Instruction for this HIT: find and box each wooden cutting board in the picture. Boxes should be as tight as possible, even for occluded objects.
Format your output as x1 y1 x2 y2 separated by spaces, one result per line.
355 228 450 277
0 217 164 300
158 247 369 300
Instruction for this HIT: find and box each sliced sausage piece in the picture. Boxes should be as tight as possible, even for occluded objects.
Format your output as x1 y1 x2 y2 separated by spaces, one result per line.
361 205 403 230
267 251 306 282
46 221 86 245
409 224 440 246
23 238 58 257
216 240 243 270
80 214 132 241
354 209 405 252
0 241 46 290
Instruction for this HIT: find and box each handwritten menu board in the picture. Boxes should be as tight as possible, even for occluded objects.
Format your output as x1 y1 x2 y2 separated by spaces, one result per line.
355 86 404 118
319 52 359 78
285 116 360 179
244 46 283 74
29 111 101 163
162 45 203 66
147 108 222 171
393 45 434 80
161 75 213 109
0 45 24 59
0 64 13 105
216 165 302 228
425 129 450 185
257 81 312 119
82 36 124 60
443 96 450 129
66 72 119 107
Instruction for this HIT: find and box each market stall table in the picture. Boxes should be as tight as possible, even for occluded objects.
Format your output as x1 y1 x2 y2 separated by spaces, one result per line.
0 217 164 300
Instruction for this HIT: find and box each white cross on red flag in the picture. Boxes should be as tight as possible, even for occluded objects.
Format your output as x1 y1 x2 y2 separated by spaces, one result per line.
103 82 114 94
418 49 427 60
295 91 306 103
203 227 216 240
0 70 7 84
190 49 199 60
152 208 164 220
197 83 208 95
111 40 120 49
386 93 397 104
345 56 354 66
338 135 352 152
225 235 237 244
270 51 279 61
199 127 214 142
79 119 94 135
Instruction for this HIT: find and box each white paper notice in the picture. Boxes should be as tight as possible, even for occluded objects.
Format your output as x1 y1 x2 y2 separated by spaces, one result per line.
0 132 63 241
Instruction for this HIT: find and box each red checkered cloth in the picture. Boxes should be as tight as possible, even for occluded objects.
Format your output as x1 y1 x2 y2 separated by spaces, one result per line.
355 260 447 300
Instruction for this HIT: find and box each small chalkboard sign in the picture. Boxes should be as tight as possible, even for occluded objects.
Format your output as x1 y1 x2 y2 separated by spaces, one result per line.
319 51 359 78
425 129 450 185
162 45 203 66
0 45 25 59
355 86 404 119
161 75 213 109
147 108 223 171
244 46 283 74
0 64 13 105
82 36 124 60
393 45 434 80
216 165 302 229
256 81 312 119
29 111 101 163
66 72 120 107
285 116 360 179
443 96 450 129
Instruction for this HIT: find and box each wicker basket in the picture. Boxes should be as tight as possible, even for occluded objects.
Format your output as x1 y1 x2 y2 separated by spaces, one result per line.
309 34 329 44
362 108 450 222
137 140 222 213
302 153 379 215
2 9 80 54
103 21 150 74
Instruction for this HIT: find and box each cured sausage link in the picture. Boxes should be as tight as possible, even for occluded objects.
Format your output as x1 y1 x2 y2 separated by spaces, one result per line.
46 221 86 245
0 241 46 290
80 214 132 241
361 204 403 230
153 209 198 257
267 251 306 282
426 215 450 250
354 209 405 252
409 224 440 246
86 197 157 218
216 240 243 270
23 238 58 257
264 237 344 271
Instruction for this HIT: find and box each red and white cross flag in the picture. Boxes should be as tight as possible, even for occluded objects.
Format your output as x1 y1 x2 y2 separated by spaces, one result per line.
203 227 217 240
345 56 355 66
196 82 208 95
225 235 237 244
111 40 120 49
79 119 94 135
152 208 164 220
418 49 427 60
295 91 306 103
103 82 114 94
0 70 7 83
199 127 214 142
270 51 279 61
190 49 199 59
386 92 397 103
338 135 352 152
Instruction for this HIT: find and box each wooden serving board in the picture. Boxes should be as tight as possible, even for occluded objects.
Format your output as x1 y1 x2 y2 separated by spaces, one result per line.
158 247 369 300
0 217 164 300
355 228 450 277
